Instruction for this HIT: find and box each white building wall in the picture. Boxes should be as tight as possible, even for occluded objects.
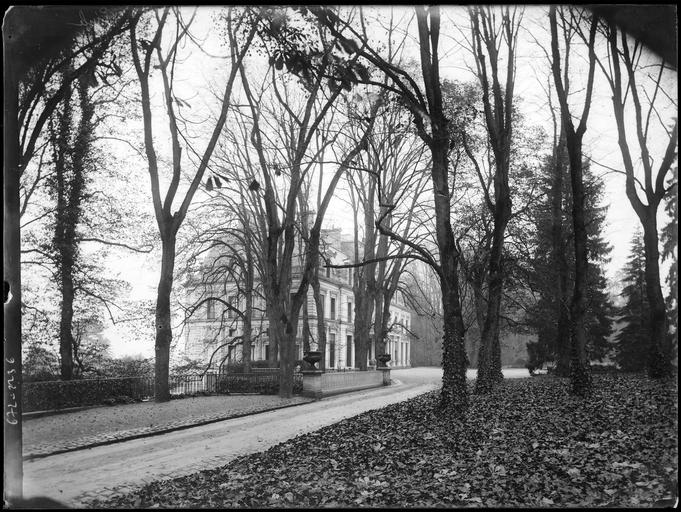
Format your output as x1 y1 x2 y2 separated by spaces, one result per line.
184 249 412 370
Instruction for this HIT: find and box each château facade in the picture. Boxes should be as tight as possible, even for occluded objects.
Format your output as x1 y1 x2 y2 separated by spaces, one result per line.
183 228 412 370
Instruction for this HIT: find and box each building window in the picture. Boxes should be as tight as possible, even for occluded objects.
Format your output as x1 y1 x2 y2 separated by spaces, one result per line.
329 333 336 368
347 302 352 322
229 328 235 337
320 294 325 318
265 344 270 361
326 266 331 278
330 297 336 320
227 295 235 318
348 267 352 284
346 335 353 367
206 300 215 320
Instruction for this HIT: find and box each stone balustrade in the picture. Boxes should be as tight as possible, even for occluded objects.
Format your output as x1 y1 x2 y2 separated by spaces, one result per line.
302 368 391 399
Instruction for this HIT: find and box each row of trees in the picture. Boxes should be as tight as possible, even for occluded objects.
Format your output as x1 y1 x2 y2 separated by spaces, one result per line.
11 6 677 412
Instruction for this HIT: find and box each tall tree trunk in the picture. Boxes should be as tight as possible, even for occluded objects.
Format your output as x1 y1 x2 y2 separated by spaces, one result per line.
271 300 297 398
431 144 469 413
551 133 570 376
242 313 252 374
604 21 677 379
155 232 176 402
469 6 518 394
53 74 76 380
242 279 253 374
242 216 254 374
373 293 387 357
55 75 93 381
440 274 469 413
353 176 377 369
302 298 311 355
58 273 76 380
311 272 327 370
641 211 672 377
353 289 371 370
475 201 510 393
550 5 597 396
566 139 592 396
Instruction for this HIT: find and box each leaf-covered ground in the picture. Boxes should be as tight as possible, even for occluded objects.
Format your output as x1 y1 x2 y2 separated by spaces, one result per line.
86 374 677 508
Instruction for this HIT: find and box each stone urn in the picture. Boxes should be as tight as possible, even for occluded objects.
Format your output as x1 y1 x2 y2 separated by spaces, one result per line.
303 351 322 370
376 353 391 367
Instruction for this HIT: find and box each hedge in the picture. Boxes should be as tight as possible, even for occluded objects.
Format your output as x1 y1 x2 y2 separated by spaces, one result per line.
22 376 155 412
23 371 305 412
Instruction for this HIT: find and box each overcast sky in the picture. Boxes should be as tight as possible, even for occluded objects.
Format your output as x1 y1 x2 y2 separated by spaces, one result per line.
105 6 677 358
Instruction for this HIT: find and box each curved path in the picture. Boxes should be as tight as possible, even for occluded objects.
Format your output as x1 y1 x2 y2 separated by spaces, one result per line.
23 367 528 506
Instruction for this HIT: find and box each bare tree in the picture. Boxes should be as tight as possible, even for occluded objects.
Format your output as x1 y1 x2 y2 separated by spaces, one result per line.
465 6 523 394
129 7 257 401
549 6 598 396
344 95 429 368
307 5 472 413
237 23 380 395
180 181 263 375
597 18 677 378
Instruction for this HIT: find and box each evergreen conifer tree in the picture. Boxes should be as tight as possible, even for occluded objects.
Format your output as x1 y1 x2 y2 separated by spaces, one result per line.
614 232 650 371
526 157 614 370
661 167 677 361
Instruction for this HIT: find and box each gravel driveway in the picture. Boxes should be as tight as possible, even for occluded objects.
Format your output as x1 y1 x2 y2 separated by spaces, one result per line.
22 367 528 459
24 380 440 506
23 394 313 459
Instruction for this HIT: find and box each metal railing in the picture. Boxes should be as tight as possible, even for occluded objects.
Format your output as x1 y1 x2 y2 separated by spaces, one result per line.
23 370 304 412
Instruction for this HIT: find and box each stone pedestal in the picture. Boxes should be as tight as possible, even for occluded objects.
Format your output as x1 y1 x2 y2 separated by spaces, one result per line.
301 370 323 398
378 367 391 386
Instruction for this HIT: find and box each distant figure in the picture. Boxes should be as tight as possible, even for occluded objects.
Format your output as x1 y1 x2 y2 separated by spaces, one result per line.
5 496 69 509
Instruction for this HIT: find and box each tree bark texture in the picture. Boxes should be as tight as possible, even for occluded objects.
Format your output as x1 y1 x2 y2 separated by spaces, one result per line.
550 134 571 376
641 211 672 377
566 138 593 396
54 75 93 381
469 6 519 395
242 237 254 374
474 203 510 393
53 76 76 381
549 6 596 396
353 289 372 370
431 145 469 414
154 233 176 402
311 273 327 370
605 21 676 379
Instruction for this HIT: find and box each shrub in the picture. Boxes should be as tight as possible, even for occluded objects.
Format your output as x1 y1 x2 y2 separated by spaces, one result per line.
22 376 153 412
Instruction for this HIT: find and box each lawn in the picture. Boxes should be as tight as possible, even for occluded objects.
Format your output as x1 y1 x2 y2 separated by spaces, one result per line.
86 373 677 508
